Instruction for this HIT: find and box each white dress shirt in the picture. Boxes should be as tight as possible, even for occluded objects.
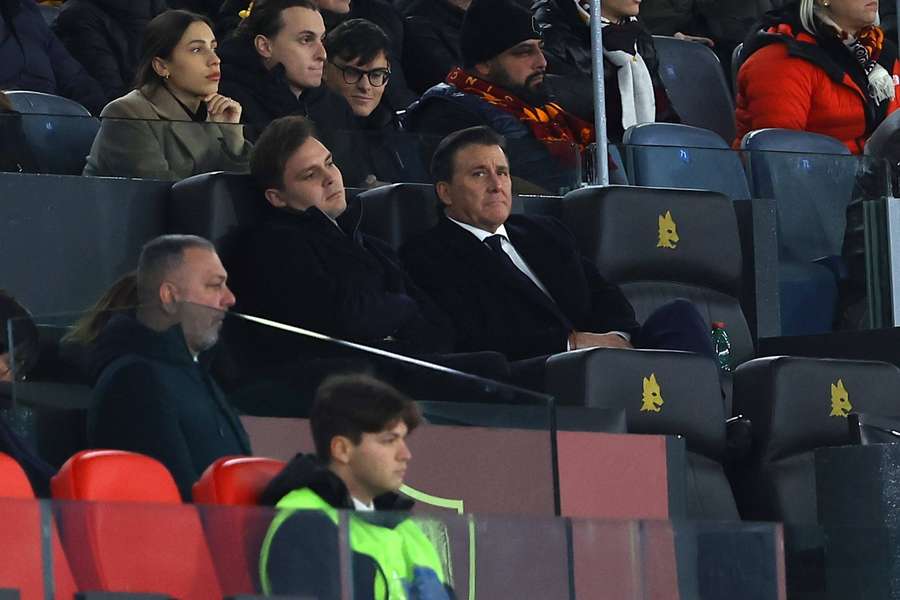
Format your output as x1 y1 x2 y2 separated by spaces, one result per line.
352 496 375 511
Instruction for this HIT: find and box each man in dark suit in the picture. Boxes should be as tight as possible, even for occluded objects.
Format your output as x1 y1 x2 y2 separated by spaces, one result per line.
402 126 715 362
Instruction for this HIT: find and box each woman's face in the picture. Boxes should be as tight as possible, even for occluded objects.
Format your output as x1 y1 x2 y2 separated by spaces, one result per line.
601 0 641 21
154 21 221 98
824 0 879 33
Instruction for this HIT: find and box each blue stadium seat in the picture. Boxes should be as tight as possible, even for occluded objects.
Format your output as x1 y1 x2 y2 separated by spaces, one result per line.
652 36 736 143
5 91 99 175
623 122 751 200
741 128 857 335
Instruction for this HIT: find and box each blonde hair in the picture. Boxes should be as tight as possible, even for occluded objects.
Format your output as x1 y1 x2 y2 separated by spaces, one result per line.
798 0 818 34
63 272 138 346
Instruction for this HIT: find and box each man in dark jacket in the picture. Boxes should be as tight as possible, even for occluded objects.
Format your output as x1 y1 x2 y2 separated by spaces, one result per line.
259 374 451 599
532 0 679 141
401 126 715 362
53 0 167 103
88 234 251 499
0 0 106 114
404 0 592 194
401 0 467 94
324 18 429 184
227 115 453 369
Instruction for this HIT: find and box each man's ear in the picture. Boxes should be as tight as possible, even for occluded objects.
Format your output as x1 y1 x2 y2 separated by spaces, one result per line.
330 435 353 466
264 187 287 208
435 181 453 207
254 34 273 59
158 282 179 315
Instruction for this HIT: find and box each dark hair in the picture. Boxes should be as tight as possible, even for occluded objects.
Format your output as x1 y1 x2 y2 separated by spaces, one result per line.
136 235 215 304
324 18 390 65
310 374 422 461
236 0 319 40
134 10 214 89
63 272 138 346
430 126 507 182
0 291 39 378
250 115 317 190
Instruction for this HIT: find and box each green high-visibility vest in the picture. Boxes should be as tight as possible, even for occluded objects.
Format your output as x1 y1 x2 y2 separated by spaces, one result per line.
259 488 448 599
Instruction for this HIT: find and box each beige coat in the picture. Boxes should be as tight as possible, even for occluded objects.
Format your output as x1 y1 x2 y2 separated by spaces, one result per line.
83 84 251 180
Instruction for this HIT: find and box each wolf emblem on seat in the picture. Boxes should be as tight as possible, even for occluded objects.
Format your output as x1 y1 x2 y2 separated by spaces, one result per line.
829 379 852 417
640 373 664 413
658 210 679 249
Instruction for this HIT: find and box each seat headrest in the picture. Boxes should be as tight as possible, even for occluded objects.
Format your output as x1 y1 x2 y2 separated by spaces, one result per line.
51 450 181 504
359 183 442 250
192 456 285 506
168 171 264 244
734 356 900 462
0 452 35 499
546 348 726 460
623 122 730 149
741 128 851 156
562 186 742 295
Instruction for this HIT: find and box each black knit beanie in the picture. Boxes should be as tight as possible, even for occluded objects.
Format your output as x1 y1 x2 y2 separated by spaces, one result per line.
460 0 541 68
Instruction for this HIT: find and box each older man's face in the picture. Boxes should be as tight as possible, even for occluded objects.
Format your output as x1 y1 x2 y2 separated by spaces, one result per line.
436 143 512 233
166 248 235 354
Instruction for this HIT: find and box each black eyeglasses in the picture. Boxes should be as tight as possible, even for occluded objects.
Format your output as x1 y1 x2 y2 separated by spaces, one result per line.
329 61 391 87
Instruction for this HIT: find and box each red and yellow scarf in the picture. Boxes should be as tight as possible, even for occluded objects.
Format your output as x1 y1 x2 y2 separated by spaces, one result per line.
446 67 595 166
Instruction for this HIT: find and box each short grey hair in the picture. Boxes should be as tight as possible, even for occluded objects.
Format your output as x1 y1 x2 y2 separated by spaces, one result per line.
136 234 215 304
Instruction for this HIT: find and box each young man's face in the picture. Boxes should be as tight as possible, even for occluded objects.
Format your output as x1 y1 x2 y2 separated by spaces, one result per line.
436 143 513 233
324 50 390 117
256 7 327 93
345 420 412 499
264 137 347 218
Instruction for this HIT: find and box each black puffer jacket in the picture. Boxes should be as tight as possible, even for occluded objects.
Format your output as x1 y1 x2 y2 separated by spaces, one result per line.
53 0 167 103
532 0 678 141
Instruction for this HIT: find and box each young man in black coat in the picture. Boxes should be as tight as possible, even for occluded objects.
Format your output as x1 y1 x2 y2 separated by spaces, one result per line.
401 0 467 94
401 126 715 362
226 115 454 369
88 235 251 499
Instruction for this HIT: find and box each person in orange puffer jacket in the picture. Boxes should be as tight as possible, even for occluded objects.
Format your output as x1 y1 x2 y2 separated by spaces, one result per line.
734 0 900 154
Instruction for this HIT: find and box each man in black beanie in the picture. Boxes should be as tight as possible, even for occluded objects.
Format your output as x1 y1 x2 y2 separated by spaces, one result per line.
404 0 593 194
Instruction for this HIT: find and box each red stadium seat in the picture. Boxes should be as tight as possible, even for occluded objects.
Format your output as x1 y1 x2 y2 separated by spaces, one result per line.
192 456 285 596
192 456 284 506
51 450 222 600
0 453 77 600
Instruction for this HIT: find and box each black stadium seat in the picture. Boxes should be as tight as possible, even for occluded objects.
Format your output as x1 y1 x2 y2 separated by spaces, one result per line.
733 355 900 523
561 186 755 366
168 171 264 246
546 347 738 519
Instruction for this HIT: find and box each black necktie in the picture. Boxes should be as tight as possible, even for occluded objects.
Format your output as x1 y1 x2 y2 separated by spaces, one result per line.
484 234 521 273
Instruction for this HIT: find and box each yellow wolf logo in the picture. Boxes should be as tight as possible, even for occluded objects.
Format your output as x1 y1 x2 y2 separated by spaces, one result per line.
658 211 679 249
640 373 664 413
829 379 853 417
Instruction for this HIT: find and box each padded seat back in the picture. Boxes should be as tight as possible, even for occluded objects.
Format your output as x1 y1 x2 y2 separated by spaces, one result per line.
7 91 98 175
623 123 751 200
733 356 900 523
168 171 264 246
0 453 77 600
192 457 285 595
561 185 753 365
652 36 736 143
358 183 441 250
546 348 737 519
741 128 856 263
51 450 222 599
193 456 284 506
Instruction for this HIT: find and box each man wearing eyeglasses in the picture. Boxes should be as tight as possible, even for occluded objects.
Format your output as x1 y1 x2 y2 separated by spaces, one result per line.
323 18 428 185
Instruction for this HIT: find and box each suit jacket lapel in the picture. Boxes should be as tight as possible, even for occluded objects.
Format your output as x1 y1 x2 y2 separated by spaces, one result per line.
438 218 573 329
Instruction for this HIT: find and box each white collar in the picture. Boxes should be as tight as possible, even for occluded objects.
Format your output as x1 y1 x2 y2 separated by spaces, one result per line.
352 496 375 511
447 216 509 243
